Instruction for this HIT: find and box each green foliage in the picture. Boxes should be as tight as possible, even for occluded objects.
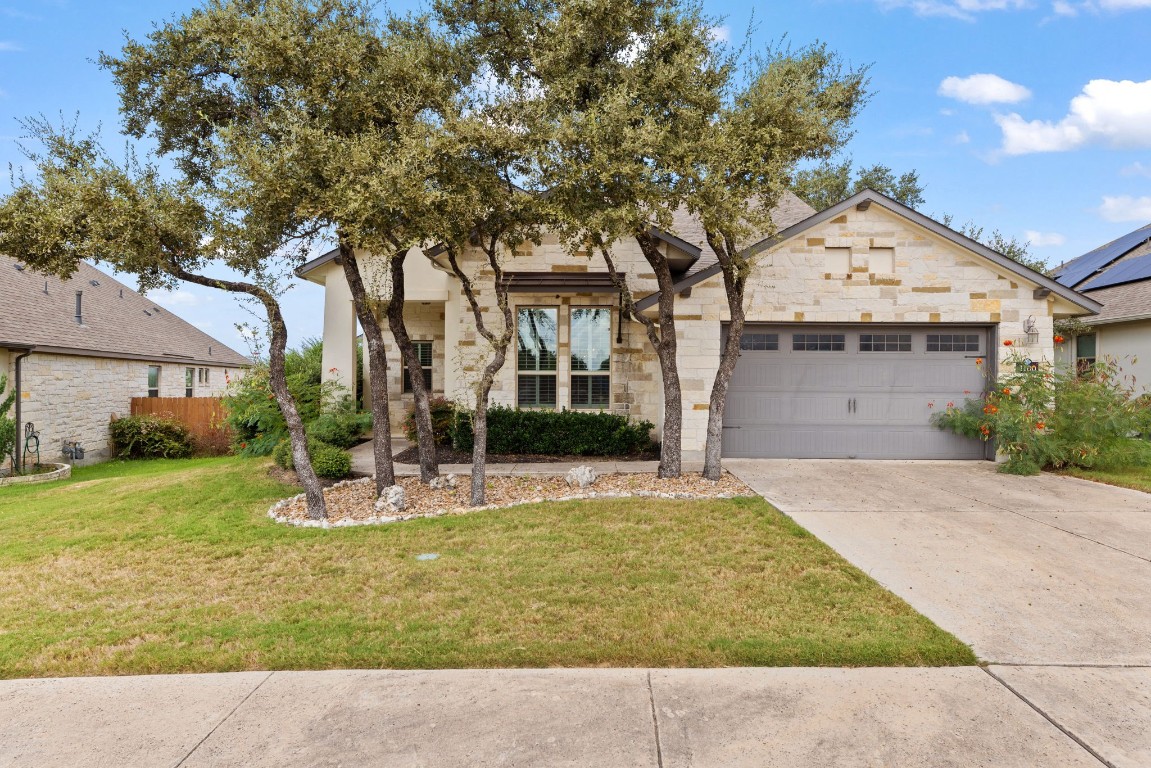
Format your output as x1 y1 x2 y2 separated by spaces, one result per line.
940 215 1049 275
452 407 655 456
932 354 1151 474
307 397 372 449
793 159 925 211
272 437 351 479
0 375 14 466
109 415 194 460
403 397 458 446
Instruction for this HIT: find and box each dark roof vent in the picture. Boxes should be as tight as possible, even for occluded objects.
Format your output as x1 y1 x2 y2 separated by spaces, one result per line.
75 291 83 325
89 279 100 287
143 309 152 317
13 263 25 271
152 307 161 314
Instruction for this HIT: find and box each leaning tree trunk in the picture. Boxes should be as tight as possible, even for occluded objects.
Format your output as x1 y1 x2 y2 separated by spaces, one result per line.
638 233 682 479
172 266 327 519
387 250 438 483
702 235 751 481
337 237 395 493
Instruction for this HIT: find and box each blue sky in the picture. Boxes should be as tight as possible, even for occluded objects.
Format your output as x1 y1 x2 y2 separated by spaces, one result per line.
2 0 1150 352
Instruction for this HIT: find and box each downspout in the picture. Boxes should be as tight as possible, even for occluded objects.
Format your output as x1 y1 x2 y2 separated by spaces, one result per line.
12 347 34 473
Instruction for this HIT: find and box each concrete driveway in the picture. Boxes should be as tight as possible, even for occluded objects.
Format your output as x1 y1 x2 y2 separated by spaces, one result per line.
727 459 1151 768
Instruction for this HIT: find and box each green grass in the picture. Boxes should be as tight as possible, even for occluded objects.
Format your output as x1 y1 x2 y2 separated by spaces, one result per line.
1059 464 1151 494
0 457 975 677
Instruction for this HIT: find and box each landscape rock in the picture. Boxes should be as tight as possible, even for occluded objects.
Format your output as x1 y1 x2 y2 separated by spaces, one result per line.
374 485 406 514
429 474 459 490
565 466 598 488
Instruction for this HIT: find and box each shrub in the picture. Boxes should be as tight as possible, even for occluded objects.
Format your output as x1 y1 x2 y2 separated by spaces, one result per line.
272 436 352 479
306 397 372 449
109 414 194 459
0 374 14 465
451 406 655 456
932 354 1151 474
403 397 458 446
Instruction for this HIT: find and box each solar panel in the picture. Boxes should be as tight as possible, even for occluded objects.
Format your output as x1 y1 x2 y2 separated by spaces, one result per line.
1053 223 1151 288
1079 251 1151 291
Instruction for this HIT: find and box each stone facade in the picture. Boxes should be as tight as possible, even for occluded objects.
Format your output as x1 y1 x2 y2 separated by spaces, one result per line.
2 352 238 465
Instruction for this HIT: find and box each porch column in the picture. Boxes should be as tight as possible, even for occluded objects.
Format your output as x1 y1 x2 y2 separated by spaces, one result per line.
320 269 358 404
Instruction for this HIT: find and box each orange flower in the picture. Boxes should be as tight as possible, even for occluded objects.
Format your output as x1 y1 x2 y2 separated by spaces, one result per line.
1002 387 1011 395
1003 339 1014 347
1053 335 1065 344
982 404 999 415
1035 422 1046 430
975 358 983 366
947 402 955 408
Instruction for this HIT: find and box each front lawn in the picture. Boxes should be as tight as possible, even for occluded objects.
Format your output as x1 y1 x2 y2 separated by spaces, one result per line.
1059 465 1151 494
0 457 974 677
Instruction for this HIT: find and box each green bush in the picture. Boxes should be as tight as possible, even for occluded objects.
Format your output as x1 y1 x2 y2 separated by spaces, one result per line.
306 397 372 449
451 406 655 456
403 397 458 446
271 436 352 479
109 415 195 460
0 374 14 465
932 353 1151 474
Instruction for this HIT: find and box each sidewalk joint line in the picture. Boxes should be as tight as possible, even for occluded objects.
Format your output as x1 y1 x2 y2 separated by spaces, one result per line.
982 666 1114 768
987 662 1151 669
646 671 664 768
173 671 274 768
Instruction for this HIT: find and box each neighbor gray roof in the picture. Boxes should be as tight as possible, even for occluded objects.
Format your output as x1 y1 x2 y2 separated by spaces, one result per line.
1074 281 1151 325
637 188 1101 314
0 255 250 367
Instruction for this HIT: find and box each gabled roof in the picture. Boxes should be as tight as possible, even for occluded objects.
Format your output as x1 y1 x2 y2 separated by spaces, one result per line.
1053 222 1151 290
0 255 250 367
636 188 1101 314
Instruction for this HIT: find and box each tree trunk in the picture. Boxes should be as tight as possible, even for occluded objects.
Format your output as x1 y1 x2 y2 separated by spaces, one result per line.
386 250 438 483
637 233 682 478
337 237 395 492
171 266 327 518
702 234 749 481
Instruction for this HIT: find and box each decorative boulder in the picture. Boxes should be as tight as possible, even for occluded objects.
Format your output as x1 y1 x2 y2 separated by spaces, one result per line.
429 473 459 491
374 485 406 514
565 465 598 489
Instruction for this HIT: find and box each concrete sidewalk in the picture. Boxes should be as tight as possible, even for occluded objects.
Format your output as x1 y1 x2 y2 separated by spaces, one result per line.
0 667 1116 767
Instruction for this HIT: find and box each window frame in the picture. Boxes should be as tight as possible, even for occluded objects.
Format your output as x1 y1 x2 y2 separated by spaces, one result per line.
1076 333 1097 375
402 340 435 394
516 306 559 409
147 365 161 398
926 333 982 353
858 333 912 353
185 367 195 398
569 306 612 410
792 333 846 352
739 332 779 351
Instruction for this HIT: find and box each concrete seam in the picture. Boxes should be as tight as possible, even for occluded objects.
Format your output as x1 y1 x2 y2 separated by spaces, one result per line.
172 671 274 768
646 671 665 768
988 662 1151 669
982 666 1114 768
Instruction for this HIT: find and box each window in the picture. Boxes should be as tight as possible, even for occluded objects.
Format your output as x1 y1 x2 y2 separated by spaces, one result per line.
185 367 195 398
517 308 558 408
792 333 845 351
739 333 779 351
859 333 911 352
823 247 851 273
403 341 434 393
570 308 611 409
147 366 161 398
926 334 981 352
1076 333 1096 375
198 367 210 385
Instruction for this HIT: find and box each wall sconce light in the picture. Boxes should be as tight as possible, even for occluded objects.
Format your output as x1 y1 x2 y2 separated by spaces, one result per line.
1023 315 1039 346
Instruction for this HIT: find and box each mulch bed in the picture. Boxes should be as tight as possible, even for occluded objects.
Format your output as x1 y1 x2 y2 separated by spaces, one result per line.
391 445 661 465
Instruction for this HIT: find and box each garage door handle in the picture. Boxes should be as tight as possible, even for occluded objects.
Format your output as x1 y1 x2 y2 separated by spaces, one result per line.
722 426 741 430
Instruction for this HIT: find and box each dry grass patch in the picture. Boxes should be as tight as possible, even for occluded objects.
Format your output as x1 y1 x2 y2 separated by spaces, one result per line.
0 457 975 678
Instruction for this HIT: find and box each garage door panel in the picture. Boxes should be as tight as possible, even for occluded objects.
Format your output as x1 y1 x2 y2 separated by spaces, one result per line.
723 325 987 460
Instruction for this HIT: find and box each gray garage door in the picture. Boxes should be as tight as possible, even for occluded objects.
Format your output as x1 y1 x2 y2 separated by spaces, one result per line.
723 325 989 459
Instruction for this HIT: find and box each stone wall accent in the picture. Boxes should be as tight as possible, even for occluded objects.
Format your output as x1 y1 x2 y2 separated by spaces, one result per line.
3 352 238 463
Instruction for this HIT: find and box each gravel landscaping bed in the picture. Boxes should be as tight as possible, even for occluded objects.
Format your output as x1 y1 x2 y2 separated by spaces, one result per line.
269 470 753 527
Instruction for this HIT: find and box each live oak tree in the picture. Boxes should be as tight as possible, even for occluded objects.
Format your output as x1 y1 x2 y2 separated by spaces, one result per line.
793 159 924 212
0 123 332 517
102 0 469 487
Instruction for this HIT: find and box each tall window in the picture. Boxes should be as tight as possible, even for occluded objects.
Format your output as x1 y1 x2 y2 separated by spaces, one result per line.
403 341 434 393
570 307 611 409
517 307 557 408
185 367 195 398
1076 333 1096 375
147 366 161 398
198 367 210 385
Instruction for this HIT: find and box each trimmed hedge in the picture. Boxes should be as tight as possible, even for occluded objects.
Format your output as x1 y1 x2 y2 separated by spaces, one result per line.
452 406 655 456
109 415 194 460
403 397 457 446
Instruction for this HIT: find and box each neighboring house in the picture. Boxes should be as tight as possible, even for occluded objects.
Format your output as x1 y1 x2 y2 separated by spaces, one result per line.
1052 223 1151 389
0 255 250 465
300 189 1098 461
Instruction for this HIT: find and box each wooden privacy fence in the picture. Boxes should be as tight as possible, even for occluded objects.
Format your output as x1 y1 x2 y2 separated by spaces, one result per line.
129 397 230 448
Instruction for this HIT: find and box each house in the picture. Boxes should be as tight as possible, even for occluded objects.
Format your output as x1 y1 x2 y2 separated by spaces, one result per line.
1052 222 1151 389
0 255 250 466
299 189 1099 461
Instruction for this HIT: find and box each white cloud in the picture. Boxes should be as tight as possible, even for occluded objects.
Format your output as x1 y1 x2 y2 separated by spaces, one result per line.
1121 161 1151 177
996 79 1151 155
0 41 23 51
953 130 971 144
1024 230 1066 246
1098 0 1151 8
1052 0 1078 13
877 0 1032 21
939 74 1032 104
1099 195 1151 222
